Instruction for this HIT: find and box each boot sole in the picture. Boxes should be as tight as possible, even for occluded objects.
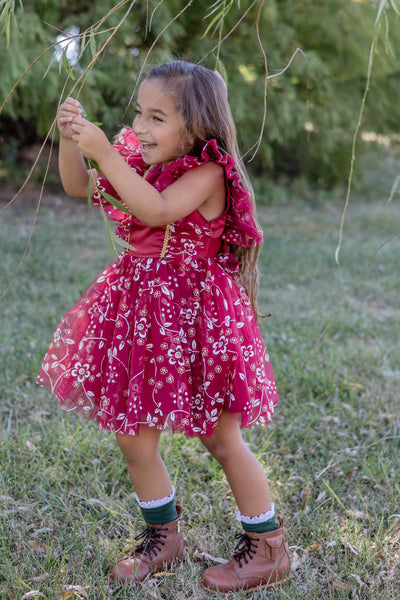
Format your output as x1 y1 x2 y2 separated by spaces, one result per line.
109 554 185 583
200 572 291 595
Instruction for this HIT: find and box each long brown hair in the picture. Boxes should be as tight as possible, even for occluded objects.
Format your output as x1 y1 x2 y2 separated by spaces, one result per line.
146 61 261 314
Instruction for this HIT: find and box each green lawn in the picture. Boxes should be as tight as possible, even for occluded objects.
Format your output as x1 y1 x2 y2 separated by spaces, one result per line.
0 180 399 599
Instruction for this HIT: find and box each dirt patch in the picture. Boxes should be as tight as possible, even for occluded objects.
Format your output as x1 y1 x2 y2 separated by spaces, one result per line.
0 185 87 218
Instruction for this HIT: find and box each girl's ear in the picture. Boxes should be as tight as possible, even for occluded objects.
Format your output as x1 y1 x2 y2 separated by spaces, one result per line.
182 129 195 154
187 133 195 148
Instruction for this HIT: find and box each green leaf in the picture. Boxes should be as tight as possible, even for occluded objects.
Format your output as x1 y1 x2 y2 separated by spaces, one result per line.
0 0 18 46
77 101 87 118
87 176 92 213
5 13 10 44
89 159 101 172
205 0 226 19
42 51 58 80
203 0 234 37
386 174 400 205
389 0 400 16
380 28 395 56
81 29 86 53
61 49 75 80
110 230 136 252
98 189 133 215
375 0 388 25
98 199 118 258
202 9 225 37
89 26 96 58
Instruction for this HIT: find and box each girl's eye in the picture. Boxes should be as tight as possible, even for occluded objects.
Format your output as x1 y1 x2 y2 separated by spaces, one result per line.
153 116 163 123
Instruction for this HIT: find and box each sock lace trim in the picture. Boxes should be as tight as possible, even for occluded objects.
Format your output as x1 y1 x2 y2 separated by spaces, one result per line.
134 485 175 509
236 502 275 524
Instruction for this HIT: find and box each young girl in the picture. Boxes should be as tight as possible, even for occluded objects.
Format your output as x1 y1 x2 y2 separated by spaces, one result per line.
37 60 290 593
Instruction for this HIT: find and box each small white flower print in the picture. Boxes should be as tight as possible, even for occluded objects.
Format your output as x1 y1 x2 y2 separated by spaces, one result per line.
241 345 255 362
167 345 185 366
71 361 90 383
212 336 228 355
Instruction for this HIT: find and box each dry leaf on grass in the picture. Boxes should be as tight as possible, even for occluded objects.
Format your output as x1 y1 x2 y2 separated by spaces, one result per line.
20 592 44 600
346 467 356 478
192 549 228 564
346 509 372 522
350 573 367 587
347 543 359 556
17 502 40 512
304 543 322 552
27 540 52 555
290 550 305 572
332 579 354 592
58 585 89 599
32 527 52 536
27 573 48 584
86 498 104 506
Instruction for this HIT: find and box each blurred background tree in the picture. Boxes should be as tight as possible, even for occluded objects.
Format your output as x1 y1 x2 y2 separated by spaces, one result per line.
1 0 400 186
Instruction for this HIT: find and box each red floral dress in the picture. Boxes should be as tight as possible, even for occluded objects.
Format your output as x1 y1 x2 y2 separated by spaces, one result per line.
36 129 278 437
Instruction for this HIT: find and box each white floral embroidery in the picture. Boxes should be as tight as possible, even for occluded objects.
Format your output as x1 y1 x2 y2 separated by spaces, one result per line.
71 361 90 383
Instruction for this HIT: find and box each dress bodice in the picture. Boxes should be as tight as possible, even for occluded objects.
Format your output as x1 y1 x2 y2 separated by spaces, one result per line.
117 209 226 262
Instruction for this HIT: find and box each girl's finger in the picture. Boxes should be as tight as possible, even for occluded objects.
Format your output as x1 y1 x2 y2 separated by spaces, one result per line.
72 116 87 126
64 96 81 108
58 116 74 124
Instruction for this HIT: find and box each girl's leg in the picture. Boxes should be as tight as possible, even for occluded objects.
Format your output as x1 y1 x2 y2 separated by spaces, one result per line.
116 428 172 501
200 410 271 516
200 411 291 592
110 428 184 582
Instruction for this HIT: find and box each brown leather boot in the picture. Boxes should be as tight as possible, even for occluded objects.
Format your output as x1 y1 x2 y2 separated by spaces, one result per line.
109 505 184 582
200 517 290 593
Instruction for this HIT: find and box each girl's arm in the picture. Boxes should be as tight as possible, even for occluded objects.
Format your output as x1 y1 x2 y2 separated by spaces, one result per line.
70 117 226 225
57 98 96 199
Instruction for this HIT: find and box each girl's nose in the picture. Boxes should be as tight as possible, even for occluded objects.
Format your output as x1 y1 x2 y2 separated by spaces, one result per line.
133 116 147 135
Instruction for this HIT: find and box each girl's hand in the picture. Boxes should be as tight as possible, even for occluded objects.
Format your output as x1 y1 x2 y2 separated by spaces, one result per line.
70 117 111 162
57 97 84 140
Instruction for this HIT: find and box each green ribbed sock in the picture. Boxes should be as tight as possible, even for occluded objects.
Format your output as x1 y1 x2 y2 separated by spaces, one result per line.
139 498 178 525
242 515 276 533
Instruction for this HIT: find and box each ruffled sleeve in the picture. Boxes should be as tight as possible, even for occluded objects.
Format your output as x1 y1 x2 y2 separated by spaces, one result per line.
155 140 263 248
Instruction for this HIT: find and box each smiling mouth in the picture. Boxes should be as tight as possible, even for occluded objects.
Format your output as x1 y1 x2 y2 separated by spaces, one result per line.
140 142 156 152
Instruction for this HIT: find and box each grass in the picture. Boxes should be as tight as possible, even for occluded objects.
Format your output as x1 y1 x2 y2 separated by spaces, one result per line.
0 168 399 599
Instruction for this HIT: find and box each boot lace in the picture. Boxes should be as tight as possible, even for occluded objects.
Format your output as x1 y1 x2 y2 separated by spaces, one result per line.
132 525 168 560
232 533 259 568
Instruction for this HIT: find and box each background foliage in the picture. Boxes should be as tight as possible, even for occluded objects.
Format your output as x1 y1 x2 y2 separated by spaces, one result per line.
1 0 400 185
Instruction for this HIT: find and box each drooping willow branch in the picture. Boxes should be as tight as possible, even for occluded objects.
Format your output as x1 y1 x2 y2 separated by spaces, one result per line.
242 1 267 163
0 1 137 300
334 25 380 265
123 0 196 118
0 121 57 302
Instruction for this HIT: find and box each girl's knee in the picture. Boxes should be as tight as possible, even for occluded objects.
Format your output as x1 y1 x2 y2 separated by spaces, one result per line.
116 429 161 464
201 420 245 465
201 437 230 464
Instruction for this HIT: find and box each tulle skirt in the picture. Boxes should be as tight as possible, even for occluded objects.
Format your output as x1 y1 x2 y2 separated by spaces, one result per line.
37 252 278 437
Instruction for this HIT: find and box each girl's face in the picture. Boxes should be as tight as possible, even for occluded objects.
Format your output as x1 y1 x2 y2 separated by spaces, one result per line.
133 79 192 165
